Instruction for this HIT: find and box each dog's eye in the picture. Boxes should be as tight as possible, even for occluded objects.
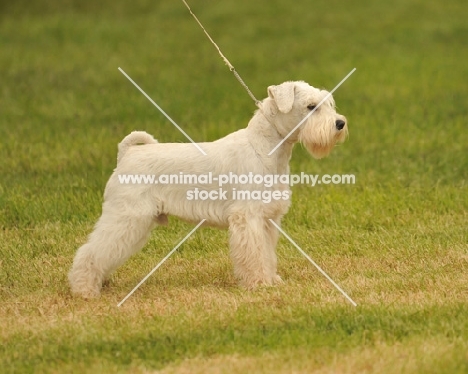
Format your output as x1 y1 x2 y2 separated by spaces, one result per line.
307 105 316 110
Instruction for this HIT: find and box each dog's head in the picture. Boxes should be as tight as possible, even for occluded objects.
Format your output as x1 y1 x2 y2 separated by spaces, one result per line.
263 81 348 159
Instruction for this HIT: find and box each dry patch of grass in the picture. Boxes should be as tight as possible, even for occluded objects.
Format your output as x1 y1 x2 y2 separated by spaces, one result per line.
155 337 467 374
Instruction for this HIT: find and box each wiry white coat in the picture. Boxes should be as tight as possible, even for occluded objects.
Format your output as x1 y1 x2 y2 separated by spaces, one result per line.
69 81 348 298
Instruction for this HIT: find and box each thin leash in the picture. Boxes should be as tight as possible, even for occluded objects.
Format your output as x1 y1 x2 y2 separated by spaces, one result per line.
181 0 261 107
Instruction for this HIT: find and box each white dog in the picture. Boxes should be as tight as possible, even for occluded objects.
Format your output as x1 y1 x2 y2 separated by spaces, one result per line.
69 81 348 298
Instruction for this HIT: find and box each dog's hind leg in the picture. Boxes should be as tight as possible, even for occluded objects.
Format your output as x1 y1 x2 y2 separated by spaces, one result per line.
264 217 283 284
228 210 278 288
69 203 157 298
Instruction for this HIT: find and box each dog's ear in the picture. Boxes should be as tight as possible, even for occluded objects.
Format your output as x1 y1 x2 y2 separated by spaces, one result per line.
267 82 295 113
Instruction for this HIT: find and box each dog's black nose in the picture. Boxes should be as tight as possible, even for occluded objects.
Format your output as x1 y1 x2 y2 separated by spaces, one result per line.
335 120 346 130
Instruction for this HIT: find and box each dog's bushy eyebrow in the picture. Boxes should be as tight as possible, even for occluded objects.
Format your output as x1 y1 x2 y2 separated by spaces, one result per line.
321 92 336 108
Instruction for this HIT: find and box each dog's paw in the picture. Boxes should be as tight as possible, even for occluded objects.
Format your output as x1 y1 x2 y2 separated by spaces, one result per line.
240 275 282 289
70 287 101 299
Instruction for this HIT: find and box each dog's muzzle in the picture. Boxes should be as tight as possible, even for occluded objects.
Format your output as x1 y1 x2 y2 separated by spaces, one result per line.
335 120 346 130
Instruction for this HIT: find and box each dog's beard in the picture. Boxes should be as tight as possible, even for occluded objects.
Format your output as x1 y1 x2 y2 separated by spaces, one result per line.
299 120 347 159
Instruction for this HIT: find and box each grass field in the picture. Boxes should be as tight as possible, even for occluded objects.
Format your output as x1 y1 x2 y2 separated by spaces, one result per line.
1 0 467 372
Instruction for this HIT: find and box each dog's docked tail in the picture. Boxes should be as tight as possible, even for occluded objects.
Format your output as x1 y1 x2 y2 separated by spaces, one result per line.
117 131 158 163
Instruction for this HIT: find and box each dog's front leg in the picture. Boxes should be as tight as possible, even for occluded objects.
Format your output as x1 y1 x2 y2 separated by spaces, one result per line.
228 210 281 288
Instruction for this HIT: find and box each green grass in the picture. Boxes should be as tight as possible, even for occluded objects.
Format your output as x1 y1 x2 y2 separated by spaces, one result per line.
1 0 468 372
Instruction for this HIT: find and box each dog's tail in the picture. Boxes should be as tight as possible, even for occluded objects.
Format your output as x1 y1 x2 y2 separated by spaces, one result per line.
117 131 158 163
